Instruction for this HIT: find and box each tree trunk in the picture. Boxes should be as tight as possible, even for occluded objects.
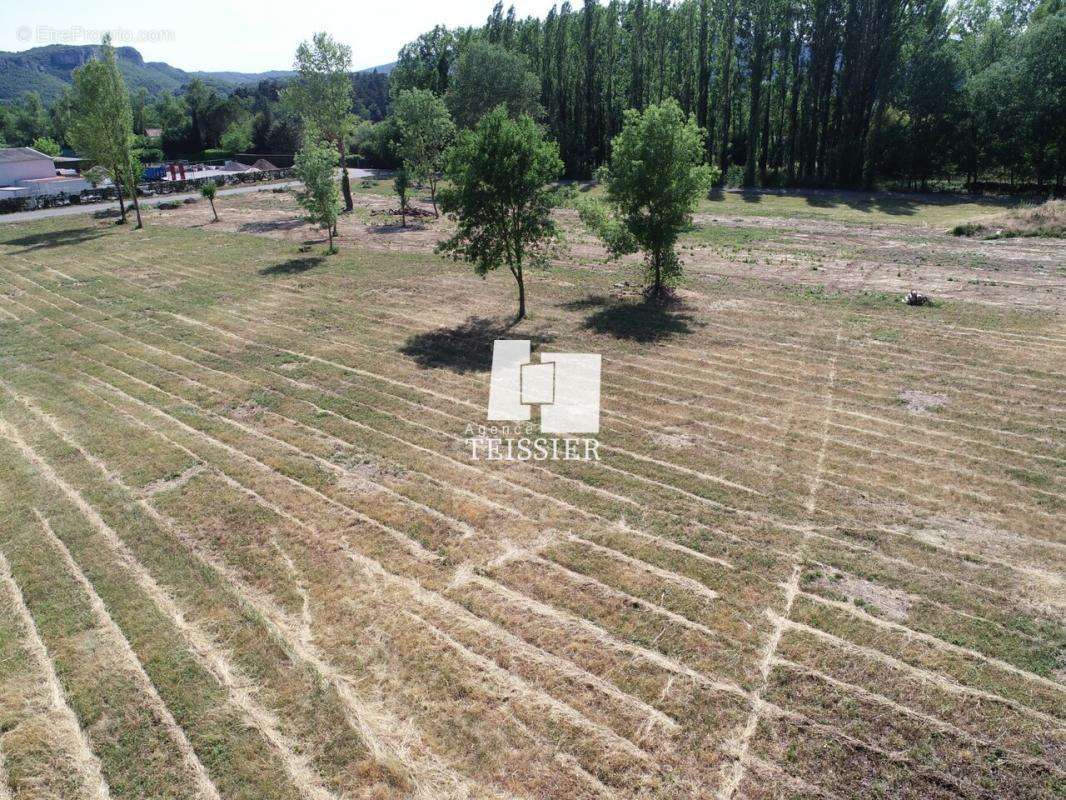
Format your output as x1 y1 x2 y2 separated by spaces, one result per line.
113 163 128 224
696 0 709 133
430 178 439 218
339 140 353 211
717 0 738 180
210 198 218 221
651 250 664 299
512 263 526 321
630 0 646 111
759 42 775 184
744 2 769 187
327 225 334 252
786 23 803 184
131 188 143 230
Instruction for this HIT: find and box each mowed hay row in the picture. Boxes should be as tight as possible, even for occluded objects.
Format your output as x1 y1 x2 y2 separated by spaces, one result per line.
0 358 737 797
0 460 219 800
81 234 1066 452
0 261 805 597
0 396 420 799
4 237 1061 554
2 241 1057 554
0 414 342 800
0 544 108 800
1 215 1065 799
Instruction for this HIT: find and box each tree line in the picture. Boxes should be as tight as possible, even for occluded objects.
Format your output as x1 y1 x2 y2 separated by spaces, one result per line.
4 0 1059 191
0 66 390 162
385 0 1064 191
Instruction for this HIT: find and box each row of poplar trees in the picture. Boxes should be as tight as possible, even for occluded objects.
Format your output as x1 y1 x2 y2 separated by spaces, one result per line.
391 0 1064 190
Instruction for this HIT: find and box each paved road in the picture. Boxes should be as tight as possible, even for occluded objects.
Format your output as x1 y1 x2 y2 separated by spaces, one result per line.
0 168 379 226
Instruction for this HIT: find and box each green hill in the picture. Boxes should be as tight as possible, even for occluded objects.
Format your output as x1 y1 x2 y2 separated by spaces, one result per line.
0 45 227 102
0 45 396 104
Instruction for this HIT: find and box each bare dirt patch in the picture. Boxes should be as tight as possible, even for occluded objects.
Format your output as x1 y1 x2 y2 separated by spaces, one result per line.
814 571 913 621
142 464 206 496
651 429 699 449
227 399 267 421
898 389 949 414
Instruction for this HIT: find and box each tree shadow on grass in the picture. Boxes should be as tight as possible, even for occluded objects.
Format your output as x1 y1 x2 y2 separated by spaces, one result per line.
368 222 427 234
802 189 920 216
259 256 324 276
238 219 306 234
401 315 554 373
3 227 105 254
566 294 700 343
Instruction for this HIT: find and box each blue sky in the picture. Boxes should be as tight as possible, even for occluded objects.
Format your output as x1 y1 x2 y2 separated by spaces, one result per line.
1 0 562 72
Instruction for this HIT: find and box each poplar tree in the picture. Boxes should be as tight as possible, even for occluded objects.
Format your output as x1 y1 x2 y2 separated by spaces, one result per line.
68 34 143 228
294 128 342 253
286 33 356 212
393 89 455 217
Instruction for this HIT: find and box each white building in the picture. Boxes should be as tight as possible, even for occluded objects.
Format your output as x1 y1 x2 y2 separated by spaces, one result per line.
0 147 90 199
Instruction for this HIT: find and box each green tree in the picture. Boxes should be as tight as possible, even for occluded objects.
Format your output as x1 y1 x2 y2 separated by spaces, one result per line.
13 92 50 145
31 136 61 157
294 127 342 253
390 26 457 96
392 88 456 216
49 88 77 148
201 180 219 222
68 34 143 228
285 32 357 212
585 100 714 299
445 41 544 128
393 166 411 227
352 117 401 167
437 106 563 320
1014 11 1066 189
220 116 254 154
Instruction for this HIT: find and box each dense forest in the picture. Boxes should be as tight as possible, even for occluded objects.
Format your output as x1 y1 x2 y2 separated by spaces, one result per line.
386 0 1064 190
1 0 1061 191
0 69 391 161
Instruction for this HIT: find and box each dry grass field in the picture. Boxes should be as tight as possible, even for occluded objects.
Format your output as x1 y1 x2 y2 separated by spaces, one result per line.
0 181 1063 799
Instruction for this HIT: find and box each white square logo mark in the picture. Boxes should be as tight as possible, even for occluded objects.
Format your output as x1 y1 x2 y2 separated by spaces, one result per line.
488 340 601 434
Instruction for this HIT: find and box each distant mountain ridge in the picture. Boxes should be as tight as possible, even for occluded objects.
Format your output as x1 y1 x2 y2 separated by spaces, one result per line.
0 44 395 103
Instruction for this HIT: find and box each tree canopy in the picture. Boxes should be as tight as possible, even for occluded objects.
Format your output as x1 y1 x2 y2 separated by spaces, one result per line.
437 106 563 320
68 34 143 228
583 99 715 297
293 127 342 253
285 32 357 210
386 0 1065 191
445 41 544 128
392 88 456 216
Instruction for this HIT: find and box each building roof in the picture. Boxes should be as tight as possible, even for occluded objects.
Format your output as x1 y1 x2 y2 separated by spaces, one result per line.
252 159 279 171
0 147 52 164
145 128 163 138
